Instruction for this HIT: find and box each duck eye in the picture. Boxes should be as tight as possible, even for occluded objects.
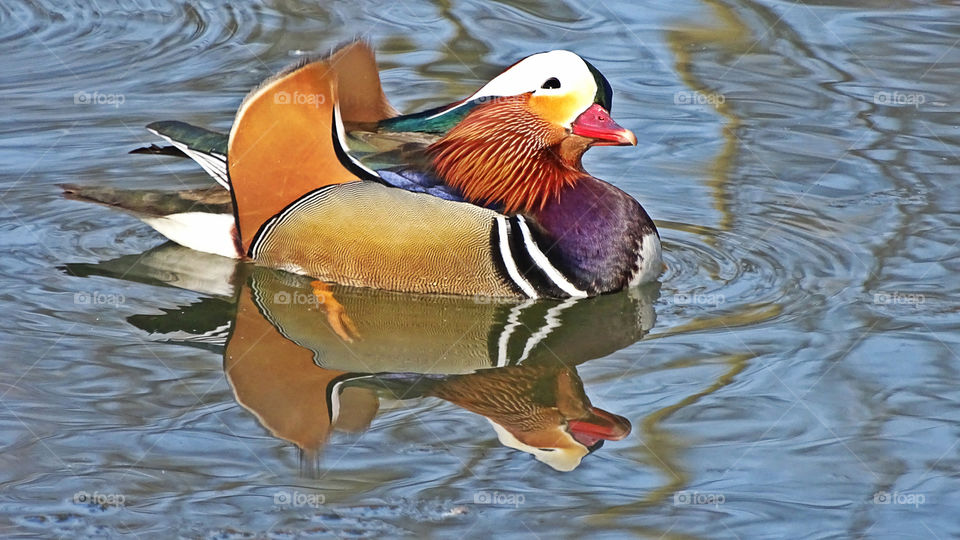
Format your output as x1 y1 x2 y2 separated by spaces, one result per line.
541 77 561 90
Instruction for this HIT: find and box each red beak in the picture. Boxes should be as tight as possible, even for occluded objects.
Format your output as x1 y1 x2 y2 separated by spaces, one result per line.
571 103 637 146
567 406 632 448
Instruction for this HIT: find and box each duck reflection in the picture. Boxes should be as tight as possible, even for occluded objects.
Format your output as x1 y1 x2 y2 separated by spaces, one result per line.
65 244 658 471
374 366 632 472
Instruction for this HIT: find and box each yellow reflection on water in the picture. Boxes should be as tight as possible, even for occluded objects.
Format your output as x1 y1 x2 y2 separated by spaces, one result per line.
665 0 753 237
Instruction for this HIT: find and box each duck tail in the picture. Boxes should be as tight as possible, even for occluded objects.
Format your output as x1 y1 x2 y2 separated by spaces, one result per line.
60 184 242 259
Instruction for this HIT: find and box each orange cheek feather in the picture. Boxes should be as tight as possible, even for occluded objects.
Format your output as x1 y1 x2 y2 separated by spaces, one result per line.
428 96 583 213
528 94 581 126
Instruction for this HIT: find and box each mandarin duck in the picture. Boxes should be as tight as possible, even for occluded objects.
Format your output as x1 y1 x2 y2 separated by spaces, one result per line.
65 41 661 299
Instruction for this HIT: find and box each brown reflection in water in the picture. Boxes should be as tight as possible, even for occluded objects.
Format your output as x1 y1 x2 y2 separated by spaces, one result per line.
222 266 657 471
225 281 378 456
416 364 630 472
569 3 770 531
64 244 657 472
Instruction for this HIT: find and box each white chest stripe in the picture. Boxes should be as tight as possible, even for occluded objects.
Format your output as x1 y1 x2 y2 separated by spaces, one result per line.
329 379 347 424
516 297 579 363
496 300 535 367
515 216 588 298
496 217 538 298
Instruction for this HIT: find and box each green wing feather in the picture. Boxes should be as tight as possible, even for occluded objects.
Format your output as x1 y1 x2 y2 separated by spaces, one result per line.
135 120 442 174
146 121 229 156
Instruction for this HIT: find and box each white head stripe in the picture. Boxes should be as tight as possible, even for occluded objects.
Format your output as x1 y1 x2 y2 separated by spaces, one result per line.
428 50 599 126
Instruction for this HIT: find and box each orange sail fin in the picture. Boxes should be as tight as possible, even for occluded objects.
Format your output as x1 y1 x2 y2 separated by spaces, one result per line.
228 56 368 253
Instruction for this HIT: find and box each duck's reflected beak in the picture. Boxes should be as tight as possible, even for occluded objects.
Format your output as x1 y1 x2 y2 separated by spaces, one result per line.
571 103 637 146
567 406 632 449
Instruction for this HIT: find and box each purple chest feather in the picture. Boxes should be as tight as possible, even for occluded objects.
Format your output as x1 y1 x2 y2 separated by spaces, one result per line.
527 177 657 293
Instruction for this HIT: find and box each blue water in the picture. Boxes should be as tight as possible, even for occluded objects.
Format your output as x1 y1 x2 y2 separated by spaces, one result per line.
2 0 960 537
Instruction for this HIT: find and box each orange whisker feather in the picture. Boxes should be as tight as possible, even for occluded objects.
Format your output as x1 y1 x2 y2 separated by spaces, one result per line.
427 95 583 213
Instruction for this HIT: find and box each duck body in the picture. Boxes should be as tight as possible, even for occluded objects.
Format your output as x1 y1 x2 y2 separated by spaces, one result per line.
247 181 523 297
245 178 660 298
71 42 661 299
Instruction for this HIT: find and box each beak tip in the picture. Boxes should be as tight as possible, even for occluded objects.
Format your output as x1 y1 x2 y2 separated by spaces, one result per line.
572 104 637 147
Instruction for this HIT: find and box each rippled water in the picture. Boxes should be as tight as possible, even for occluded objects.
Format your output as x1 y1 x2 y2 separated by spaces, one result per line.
3 0 960 537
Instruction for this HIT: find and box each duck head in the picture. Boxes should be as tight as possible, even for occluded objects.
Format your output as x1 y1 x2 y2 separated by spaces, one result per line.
463 50 635 146
488 404 631 472
425 50 636 213
429 365 632 472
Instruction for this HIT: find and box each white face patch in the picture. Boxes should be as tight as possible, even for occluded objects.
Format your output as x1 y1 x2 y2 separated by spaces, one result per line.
487 419 587 472
434 50 599 127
